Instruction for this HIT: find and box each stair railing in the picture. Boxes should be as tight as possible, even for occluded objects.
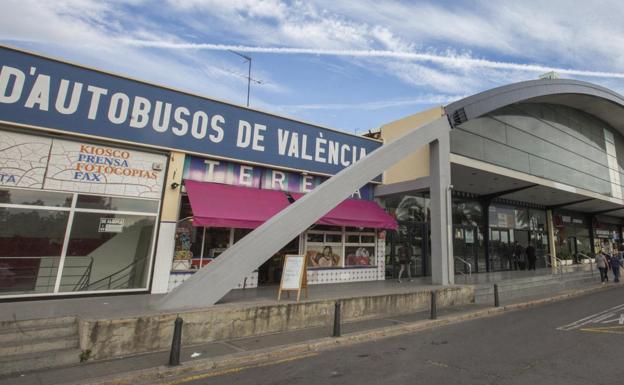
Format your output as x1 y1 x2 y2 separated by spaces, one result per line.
455 256 472 283
577 253 594 277
81 256 147 291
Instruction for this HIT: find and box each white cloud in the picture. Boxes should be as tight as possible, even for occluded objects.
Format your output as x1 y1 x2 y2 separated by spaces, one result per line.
119 39 624 79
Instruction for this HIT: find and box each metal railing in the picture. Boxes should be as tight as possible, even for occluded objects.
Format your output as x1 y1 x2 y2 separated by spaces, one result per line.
0 256 93 293
545 254 564 277
455 256 472 281
81 256 147 291
577 253 594 277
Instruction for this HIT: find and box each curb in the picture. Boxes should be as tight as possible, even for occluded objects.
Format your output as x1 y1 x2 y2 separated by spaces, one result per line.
73 283 615 385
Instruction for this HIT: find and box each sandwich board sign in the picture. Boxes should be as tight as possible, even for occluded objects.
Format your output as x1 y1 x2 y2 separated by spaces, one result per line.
277 255 308 301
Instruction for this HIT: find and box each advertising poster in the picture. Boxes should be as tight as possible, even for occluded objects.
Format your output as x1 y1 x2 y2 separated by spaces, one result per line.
44 139 166 198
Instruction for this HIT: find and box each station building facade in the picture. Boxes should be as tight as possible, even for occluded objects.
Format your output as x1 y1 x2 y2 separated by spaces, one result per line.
2 44 624 301
377 80 624 280
0 45 393 300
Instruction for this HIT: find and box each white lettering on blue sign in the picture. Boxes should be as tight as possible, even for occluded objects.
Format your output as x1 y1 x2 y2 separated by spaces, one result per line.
0 48 381 177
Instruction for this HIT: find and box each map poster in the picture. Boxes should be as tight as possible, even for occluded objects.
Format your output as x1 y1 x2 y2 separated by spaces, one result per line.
0 130 51 188
44 139 167 199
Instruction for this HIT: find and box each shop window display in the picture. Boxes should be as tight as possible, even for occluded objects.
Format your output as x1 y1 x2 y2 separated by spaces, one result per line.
305 225 377 268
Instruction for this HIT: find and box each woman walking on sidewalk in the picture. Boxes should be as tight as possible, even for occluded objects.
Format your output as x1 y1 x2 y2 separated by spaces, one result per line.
596 252 608 284
610 253 623 283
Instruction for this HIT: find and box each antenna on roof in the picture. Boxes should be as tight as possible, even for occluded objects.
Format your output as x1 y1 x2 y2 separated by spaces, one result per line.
228 50 263 107
539 71 560 80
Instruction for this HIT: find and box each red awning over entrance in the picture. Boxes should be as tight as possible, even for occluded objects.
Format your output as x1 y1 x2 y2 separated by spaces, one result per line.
293 193 398 230
185 180 291 229
184 180 397 230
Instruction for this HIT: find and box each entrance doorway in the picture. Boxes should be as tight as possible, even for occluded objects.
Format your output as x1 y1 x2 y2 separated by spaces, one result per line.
386 221 429 279
453 225 480 274
257 237 300 286
489 228 513 271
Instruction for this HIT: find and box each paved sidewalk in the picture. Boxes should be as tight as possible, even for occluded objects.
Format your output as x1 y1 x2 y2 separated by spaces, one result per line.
0 281 613 385
0 302 485 385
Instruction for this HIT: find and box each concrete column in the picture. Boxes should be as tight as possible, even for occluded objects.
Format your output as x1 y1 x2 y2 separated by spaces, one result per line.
429 130 453 285
480 199 491 272
546 209 557 272
151 152 185 294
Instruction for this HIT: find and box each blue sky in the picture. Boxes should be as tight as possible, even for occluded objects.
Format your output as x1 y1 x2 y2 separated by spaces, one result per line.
2 0 624 135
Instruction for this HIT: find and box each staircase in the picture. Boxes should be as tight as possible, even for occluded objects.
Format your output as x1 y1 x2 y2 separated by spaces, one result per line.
473 265 599 305
0 316 81 376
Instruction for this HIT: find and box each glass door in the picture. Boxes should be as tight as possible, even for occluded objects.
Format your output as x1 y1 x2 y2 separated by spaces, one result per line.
453 225 479 275
489 228 513 271
386 221 428 279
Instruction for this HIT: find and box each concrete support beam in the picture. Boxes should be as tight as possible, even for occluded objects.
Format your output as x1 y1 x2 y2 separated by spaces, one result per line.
155 117 452 310
429 132 454 285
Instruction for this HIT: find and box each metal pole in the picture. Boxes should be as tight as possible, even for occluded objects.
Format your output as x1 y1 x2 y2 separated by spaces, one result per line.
494 284 500 308
169 316 183 366
246 58 251 107
430 291 437 320
333 301 341 337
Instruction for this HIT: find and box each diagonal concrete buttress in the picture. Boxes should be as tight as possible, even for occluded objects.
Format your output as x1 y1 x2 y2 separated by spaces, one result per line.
155 116 453 310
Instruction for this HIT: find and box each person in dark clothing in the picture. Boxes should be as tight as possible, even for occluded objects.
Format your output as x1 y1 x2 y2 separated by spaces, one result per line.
526 244 537 270
604 252 611 282
513 241 524 270
397 245 412 283
610 253 623 283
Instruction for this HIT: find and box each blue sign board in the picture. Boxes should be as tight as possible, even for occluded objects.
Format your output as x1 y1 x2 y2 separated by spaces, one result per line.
0 45 381 176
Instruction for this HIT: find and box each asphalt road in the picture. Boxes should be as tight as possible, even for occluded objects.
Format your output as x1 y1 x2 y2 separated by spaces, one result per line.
171 287 624 385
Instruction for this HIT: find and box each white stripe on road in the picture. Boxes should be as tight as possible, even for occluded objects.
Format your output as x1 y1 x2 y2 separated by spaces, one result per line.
557 303 624 331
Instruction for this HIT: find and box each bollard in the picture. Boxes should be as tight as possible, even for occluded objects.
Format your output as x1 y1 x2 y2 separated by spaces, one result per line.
494 284 500 308
333 301 341 337
169 316 183 366
430 291 437 320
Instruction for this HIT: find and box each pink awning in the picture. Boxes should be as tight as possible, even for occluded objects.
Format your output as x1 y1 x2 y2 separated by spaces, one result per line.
292 193 398 230
185 180 397 230
185 180 291 229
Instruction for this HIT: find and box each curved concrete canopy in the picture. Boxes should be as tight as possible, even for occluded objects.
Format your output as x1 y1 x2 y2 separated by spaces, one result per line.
444 79 624 134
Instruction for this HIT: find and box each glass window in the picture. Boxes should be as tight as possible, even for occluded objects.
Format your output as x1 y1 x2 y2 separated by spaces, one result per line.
345 246 375 266
346 234 360 243
361 235 375 243
0 188 72 207
306 244 342 268
0 207 69 294
307 233 324 243
76 194 159 213
59 213 155 292
203 228 231 258
326 233 343 243
233 228 252 243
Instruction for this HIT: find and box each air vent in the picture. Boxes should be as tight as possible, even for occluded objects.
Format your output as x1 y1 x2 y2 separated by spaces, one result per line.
451 108 467 126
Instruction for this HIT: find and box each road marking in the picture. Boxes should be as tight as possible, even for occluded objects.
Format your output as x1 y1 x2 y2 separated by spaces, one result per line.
154 352 318 385
579 325 624 335
557 303 624 331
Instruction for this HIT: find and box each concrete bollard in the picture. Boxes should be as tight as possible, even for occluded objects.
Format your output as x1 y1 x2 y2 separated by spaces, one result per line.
169 316 183 366
333 301 341 337
494 284 500 308
430 291 437 320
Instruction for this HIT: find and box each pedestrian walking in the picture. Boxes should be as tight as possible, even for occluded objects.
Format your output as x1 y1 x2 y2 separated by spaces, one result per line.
513 241 525 270
604 252 611 282
595 252 608 284
397 245 412 283
610 253 623 283
526 244 536 271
